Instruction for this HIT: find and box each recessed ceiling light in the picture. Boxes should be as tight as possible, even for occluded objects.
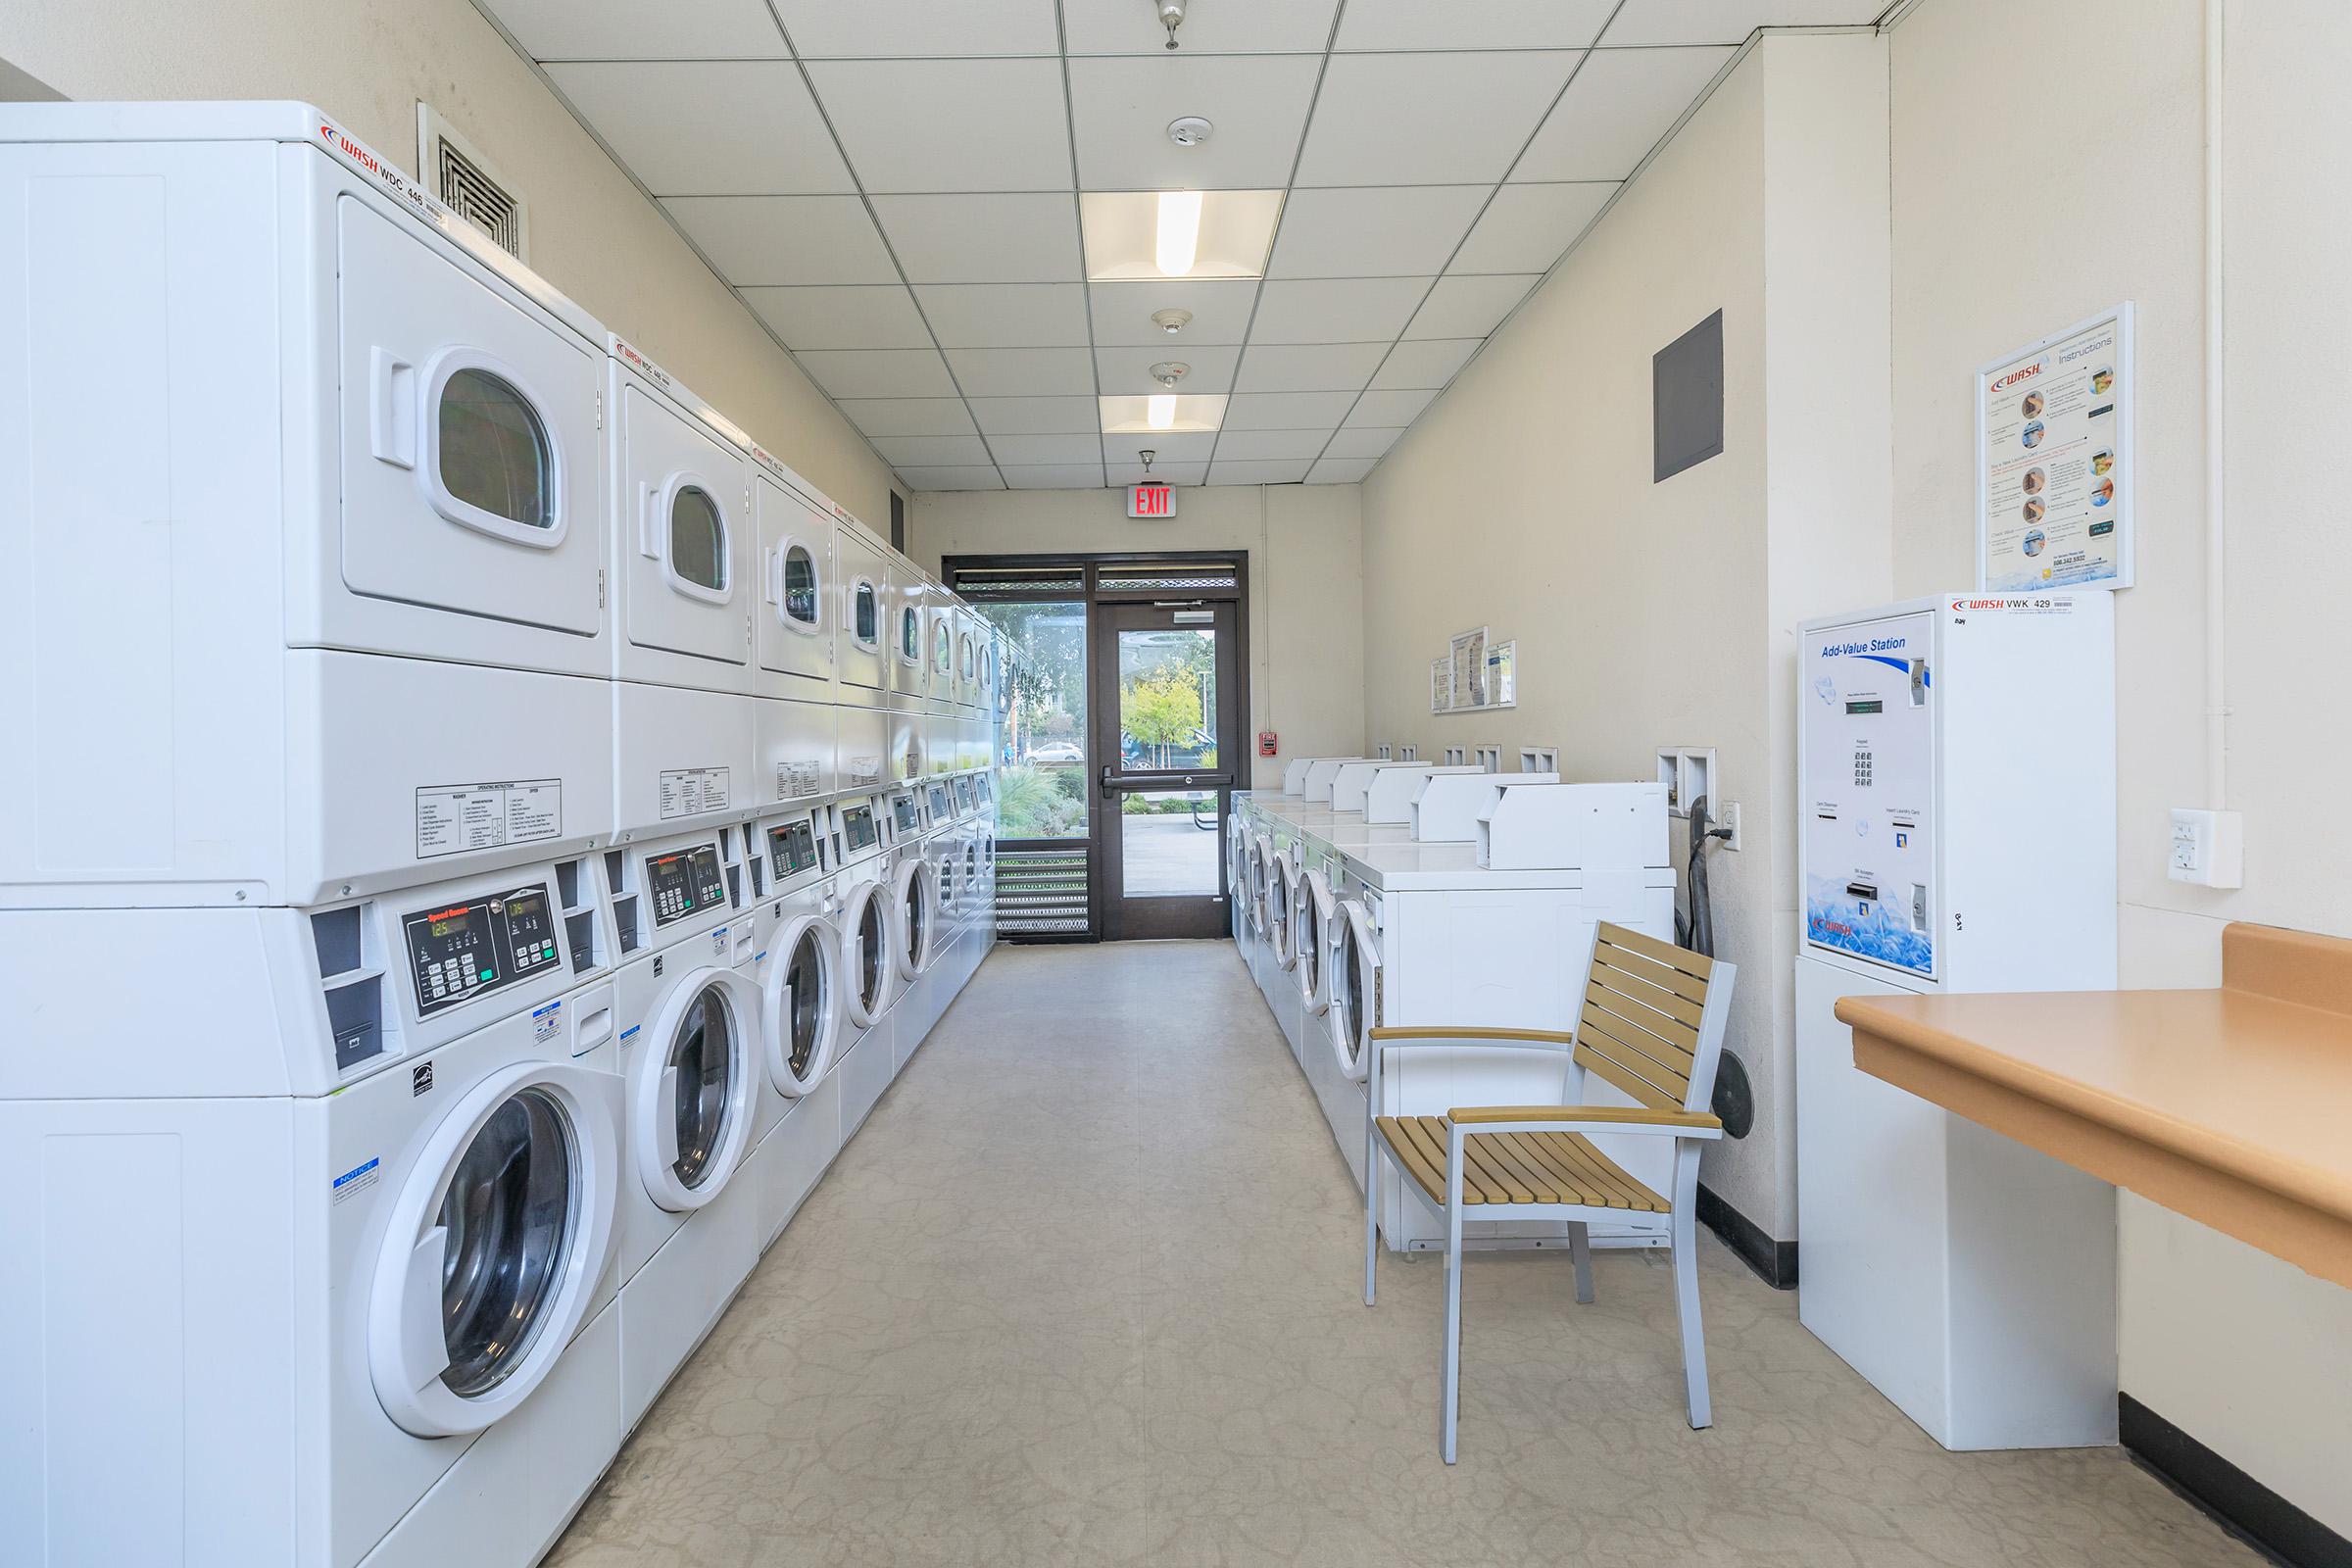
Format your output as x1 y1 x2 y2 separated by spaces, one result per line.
1101 393 1225 434
1146 394 1177 430
1152 308 1193 335
1153 190 1201 276
1167 117 1213 148
1080 190 1283 281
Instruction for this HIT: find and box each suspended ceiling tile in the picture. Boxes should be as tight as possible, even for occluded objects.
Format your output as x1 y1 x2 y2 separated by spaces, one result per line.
794 348 959 400
1296 52 1581 188
770 0 1060 57
872 193 1084 282
1222 390 1358 430
1513 46 1737 181
807 58 1074 193
997 464 1109 489
966 395 1102 435
896 465 1005 490
1207 458 1314 485
1103 432 1218 464
989 433 1106 466
1450 181 1615 273
872 434 996 466
1106 460 1209 486
1249 276 1431 344
1371 337 1482 390
1266 185 1488 278
1211 428 1336 462
662 196 899 285
1346 388 1439 427
915 283 1093 349
1095 343 1242 396
740 285 933 351
1323 426 1405 459
481 0 785 59
1306 457 1379 483
1068 55 1321 192
547 62 852 195
1405 273 1540 339
1601 0 1890 46
1234 342 1387 395
1088 278 1260 346
1334 0 1617 51
943 346 1098 398
835 398 979 438
1063 0 1340 56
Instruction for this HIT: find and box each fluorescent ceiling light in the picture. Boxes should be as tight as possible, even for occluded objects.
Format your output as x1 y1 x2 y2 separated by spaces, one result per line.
1146 393 1177 430
1154 191 1201 276
1080 190 1283 282
1101 393 1226 434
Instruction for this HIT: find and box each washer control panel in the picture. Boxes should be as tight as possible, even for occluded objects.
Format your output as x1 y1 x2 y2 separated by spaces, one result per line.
927 782 953 822
891 791 921 836
403 882 562 1017
842 801 879 854
646 843 727 928
769 817 821 881
953 775 975 812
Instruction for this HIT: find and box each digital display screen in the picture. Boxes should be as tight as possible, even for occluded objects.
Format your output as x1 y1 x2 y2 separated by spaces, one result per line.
954 776 974 811
769 819 820 880
1845 699 1885 715
402 882 562 1017
892 794 919 834
647 844 727 927
928 784 952 820
843 804 878 853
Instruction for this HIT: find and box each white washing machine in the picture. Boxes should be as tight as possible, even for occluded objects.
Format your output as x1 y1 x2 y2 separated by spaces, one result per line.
885 785 941 1067
0 855 625 1568
1265 843 1304 1055
603 825 766 1430
0 103 615 907
743 803 846 1250
831 789 900 1139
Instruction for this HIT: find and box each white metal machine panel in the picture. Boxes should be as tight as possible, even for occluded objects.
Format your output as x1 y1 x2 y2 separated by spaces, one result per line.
755 696 836 810
835 704 889 794
1477 781 1668 871
612 682 758 838
1364 765 1477 823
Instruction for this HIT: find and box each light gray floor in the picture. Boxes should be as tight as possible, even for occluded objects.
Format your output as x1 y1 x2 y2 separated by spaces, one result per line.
545 942 2256 1568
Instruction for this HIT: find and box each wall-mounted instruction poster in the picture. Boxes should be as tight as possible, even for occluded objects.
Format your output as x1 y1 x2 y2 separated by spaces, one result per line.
1430 657 1453 713
1978 304 2133 592
1486 641 1517 709
1449 627 1488 709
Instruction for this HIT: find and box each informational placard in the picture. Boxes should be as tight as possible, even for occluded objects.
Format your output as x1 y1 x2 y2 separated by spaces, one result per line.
1430 657 1453 713
1485 640 1517 709
1449 626 1488 709
1978 305 2133 592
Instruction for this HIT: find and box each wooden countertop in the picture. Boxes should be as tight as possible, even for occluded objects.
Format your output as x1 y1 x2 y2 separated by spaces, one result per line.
1835 923 2352 1289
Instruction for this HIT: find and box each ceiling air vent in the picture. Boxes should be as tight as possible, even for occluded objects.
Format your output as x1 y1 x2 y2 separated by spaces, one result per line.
416 103 528 262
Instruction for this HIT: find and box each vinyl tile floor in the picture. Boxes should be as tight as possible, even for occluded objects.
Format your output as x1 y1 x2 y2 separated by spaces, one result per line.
544 941 2258 1568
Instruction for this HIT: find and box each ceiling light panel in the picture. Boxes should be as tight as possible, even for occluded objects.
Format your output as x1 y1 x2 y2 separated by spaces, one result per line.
1062 0 1340 56
1294 52 1583 187
1405 274 1541 339
1100 394 1228 434
1248 276 1433 344
662 196 898 285
1600 0 1890 47
480 0 786 59
1086 279 1258 345
808 59 1074 193
1450 181 1616 272
1067 56 1320 191
871 434 995 466
943 347 1099 398
769 0 1061 57
1513 46 1737 181
996 464 1110 489
1333 0 1618 50
914 283 1094 349
967 396 1103 435
835 399 980 438
871 193 1085 283
741 285 935 351
1080 190 1283 281
1265 185 1487 278
1370 337 1483 390
1221 391 1358 430
1234 343 1388 395
1096 344 1242 396
545 63 852 194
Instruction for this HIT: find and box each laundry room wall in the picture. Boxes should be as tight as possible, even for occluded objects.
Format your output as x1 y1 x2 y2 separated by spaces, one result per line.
905 484 1365 790
0 0 901 528
1354 32 1893 1254
1887 0 2352 1534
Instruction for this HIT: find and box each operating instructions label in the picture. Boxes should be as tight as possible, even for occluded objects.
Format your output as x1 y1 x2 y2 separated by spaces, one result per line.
659 767 731 819
778 760 822 800
415 779 563 859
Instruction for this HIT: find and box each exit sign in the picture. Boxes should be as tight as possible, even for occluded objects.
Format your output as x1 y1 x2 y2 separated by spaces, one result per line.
1127 483 1175 519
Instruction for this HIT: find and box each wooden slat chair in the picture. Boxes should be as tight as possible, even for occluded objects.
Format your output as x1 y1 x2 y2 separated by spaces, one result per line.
1362 921 1737 1462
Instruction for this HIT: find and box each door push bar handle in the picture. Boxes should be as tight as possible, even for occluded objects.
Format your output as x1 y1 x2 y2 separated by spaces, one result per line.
1101 768 1207 791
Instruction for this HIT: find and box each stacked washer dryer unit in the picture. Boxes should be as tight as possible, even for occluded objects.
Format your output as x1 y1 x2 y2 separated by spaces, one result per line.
0 105 629 1568
0 101 1005 1568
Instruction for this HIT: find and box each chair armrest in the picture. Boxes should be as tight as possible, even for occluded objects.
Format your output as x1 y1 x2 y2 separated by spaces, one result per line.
1369 1026 1576 1046
1447 1104 1724 1137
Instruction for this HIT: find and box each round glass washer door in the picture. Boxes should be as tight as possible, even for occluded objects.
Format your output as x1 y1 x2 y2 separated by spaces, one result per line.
764 912 842 1097
633 969 762 1213
1269 853 1298 970
368 1060 619 1439
895 858 934 980
1298 868 1332 1012
842 878 893 1028
1328 899 1382 1083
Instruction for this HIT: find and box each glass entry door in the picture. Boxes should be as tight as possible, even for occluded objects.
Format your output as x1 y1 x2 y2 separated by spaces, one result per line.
1091 600 1242 941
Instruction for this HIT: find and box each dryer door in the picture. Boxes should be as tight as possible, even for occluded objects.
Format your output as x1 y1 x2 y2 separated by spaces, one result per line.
368 1059 619 1438
633 967 762 1211
1298 868 1334 1013
841 878 893 1028
837 526 890 693
337 197 604 650
894 856 935 979
1328 899 1382 1083
756 472 834 692
616 378 752 670
763 911 843 1096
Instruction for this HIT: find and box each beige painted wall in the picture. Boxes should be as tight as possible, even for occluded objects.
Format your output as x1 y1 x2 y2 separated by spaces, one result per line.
905 485 1364 791
1 0 899 528
1891 0 2352 1533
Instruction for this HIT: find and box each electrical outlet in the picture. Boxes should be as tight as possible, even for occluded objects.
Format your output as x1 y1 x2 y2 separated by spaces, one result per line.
1717 801 1741 852
2168 808 2243 888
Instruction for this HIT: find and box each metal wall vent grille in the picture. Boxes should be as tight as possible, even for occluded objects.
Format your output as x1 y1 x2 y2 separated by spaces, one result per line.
418 105 528 262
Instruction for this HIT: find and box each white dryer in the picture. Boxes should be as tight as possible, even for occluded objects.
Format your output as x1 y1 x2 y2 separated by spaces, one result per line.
744 804 847 1250
834 519 893 704
0 104 615 906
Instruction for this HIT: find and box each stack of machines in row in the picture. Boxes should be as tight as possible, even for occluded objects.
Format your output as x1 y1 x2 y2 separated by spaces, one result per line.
1231 759 1676 1254
0 104 1006 1568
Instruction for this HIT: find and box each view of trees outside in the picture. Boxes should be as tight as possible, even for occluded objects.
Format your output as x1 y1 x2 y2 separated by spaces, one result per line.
1117 628 1216 814
979 600 1087 840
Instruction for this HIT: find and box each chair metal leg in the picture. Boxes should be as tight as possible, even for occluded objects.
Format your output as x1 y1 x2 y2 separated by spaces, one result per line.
1442 1133 1465 1464
1672 1202 1711 1429
1568 1220 1594 1304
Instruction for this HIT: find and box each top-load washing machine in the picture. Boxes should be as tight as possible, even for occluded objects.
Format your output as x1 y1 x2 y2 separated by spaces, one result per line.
0 103 616 907
0 852 628 1568
743 801 848 1250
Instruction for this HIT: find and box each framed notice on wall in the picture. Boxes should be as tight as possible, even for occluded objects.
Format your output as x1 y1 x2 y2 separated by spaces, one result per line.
1977 304 2133 592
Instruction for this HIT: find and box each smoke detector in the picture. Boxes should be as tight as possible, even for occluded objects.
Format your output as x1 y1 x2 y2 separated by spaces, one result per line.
1167 116 1213 148
1150 362 1190 388
1156 0 1187 49
1151 308 1193 336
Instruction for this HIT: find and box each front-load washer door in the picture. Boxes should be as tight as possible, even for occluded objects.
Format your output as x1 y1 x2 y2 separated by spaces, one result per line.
337 198 604 650
1269 852 1298 970
894 858 934 980
617 378 752 671
633 967 762 1211
1329 899 1382 1083
842 878 892 1028
369 1059 619 1438
756 472 834 692
763 912 842 1096
1250 834 1276 934
1298 869 1333 1012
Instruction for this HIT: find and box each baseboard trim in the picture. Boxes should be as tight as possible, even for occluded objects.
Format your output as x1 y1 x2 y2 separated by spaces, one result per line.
2120 1394 2352 1568
1695 1183 1796 1289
